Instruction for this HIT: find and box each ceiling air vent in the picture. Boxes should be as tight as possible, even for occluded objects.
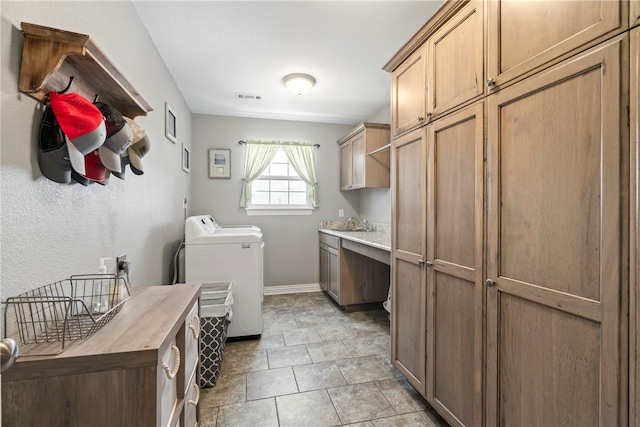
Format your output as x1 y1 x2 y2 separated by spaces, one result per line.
235 93 262 100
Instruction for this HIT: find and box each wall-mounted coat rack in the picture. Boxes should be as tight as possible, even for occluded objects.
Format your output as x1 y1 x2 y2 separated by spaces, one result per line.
18 22 152 118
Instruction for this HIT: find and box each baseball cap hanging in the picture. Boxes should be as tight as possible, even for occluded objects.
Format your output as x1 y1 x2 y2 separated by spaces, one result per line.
37 106 71 183
48 92 106 176
78 149 108 183
125 117 151 175
95 102 133 173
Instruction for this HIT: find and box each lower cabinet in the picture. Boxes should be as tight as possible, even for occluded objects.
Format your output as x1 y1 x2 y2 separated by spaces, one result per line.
319 231 389 309
320 232 340 301
1 284 201 427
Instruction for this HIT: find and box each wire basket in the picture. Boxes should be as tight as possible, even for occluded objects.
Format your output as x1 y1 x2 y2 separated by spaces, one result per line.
3 274 130 356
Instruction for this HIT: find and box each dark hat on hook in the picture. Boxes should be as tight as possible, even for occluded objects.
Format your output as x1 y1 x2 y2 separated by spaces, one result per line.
37 106 71 183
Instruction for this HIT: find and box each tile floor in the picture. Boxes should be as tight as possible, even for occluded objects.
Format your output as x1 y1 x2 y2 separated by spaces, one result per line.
199 291 450 427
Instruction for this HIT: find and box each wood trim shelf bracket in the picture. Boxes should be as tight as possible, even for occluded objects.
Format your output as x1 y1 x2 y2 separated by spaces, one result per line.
18 22 152 118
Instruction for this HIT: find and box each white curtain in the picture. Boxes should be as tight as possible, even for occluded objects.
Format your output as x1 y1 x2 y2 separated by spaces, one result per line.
282 144 319 207
239 140 319 208
239 141 280 207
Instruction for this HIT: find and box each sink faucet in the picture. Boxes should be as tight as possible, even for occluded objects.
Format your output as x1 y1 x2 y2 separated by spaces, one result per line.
347 216 371 231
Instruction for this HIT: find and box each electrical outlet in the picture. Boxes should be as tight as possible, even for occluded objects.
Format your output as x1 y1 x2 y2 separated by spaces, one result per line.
338 209 344 218
117 254 127 276
183 197 188 210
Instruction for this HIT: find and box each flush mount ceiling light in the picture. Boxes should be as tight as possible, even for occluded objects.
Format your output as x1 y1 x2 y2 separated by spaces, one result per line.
282 73 316 96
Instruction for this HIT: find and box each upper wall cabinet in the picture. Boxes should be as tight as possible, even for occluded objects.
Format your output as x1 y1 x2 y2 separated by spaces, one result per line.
19 22 152 118
486 1 624 91
391 45 427 137
427 0 484 119
338 122 390 191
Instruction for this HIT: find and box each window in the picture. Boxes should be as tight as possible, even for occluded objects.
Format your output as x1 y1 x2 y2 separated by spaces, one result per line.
240 141 318 215
243 146 317 216
251 148 309 206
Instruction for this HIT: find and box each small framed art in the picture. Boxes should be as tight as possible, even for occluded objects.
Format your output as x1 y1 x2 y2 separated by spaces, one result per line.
208 148 231 179
182 144 190 173
165 102 177 143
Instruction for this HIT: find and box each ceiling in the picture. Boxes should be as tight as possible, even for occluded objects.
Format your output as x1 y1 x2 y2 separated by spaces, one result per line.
132 1 444 125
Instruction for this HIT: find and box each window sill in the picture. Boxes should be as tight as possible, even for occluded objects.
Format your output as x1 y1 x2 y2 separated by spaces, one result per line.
245 206 314 216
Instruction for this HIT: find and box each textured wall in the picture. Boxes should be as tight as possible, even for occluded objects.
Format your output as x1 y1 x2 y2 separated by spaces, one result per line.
1 1 191 299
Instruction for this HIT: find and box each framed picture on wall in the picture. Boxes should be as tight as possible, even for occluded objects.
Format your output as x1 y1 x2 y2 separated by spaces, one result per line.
165 102 177 143
182 144 190 173
208 148 231 179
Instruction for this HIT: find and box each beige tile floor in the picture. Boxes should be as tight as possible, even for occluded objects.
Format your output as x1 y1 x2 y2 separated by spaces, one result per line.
198 291 449 427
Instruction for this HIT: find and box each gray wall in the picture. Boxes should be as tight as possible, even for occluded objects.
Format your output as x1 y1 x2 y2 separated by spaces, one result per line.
359 106 391 224
189 114 358 288
1 1 191 298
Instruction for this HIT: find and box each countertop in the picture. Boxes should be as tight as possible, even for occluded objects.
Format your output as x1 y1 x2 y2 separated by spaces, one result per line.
319 229 391 252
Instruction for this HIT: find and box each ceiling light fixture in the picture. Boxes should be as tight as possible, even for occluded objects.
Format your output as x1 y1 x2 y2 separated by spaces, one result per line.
282 73 316 96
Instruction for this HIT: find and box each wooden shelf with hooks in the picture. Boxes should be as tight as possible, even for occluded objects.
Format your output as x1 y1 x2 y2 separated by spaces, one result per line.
18 22 152 118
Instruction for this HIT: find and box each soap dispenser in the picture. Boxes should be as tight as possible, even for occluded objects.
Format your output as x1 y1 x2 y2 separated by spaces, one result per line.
95 258 111 313
98 258 109 275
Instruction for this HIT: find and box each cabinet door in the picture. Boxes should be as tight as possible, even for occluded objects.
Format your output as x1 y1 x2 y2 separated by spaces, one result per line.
426 102 484 427
183 375 199 427
350 132 366 189
183 301 200 391
328 247 339 301
391 127 427 396
319 244 329 292
632 26 640 427
487 0 622 89
427 0 484 118
391 45 427 137
486 37 626 427
159 337 180 426
633 0 640 28
340 141 352 190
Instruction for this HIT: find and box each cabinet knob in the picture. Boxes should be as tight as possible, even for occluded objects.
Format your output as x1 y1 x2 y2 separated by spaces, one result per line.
485 279 495 287
486 78 496 88
426 261 433 267
418 116 425 122
0 339 19 374
418 259 425 267
426 113 432 120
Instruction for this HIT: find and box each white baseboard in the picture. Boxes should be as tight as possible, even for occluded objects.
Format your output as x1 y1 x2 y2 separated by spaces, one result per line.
264 283 322 295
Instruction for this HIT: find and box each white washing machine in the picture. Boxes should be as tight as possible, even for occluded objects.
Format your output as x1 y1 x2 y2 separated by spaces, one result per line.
185 215 264 338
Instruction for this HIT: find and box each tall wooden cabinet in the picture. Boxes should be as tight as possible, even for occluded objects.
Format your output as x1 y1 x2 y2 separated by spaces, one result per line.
386 1 634 426
391 127 427 395
426 102 484 427
486 35 627 427
631 26 639 427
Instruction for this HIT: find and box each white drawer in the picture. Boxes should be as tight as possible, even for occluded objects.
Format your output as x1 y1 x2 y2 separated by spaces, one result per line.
159 336 180 426
182 371 200 427
184 300 200 387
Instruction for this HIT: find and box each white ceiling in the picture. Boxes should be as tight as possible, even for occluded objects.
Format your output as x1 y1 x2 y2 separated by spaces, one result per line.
132 1 444 125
